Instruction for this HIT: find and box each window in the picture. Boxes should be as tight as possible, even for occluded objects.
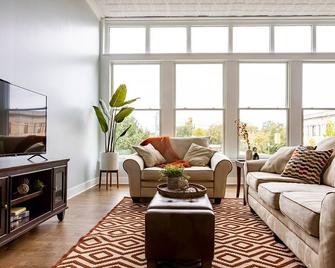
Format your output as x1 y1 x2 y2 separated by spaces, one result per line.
233 26 270 53
113 64 160 154
239 63 288 156
274 26 311 52
303 63 335 145
109 27 146 53
150 27 187 53
316 26 335 52
175 64 223 150
191 27 228 53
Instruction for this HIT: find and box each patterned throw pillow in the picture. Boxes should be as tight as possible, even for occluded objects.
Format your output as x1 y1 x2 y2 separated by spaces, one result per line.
281 146 333 184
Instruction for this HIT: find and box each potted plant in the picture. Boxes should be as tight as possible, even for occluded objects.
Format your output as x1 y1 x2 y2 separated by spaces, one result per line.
160 165 190 190
235 119 252 160
93 84 139 170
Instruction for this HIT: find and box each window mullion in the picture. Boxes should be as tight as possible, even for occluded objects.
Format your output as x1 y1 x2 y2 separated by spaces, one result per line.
288 61 303 145
160 62 175 136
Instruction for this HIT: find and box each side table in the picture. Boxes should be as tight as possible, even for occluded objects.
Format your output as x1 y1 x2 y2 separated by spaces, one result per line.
99 170 119 189
234 160 246 205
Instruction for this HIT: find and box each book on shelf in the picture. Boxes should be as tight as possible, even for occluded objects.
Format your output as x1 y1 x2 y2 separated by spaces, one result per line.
11 207 26 216
10 217 30 230
10 210 30 223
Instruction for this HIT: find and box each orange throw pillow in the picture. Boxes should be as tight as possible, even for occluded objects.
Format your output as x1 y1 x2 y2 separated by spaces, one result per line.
141 136 180 163
157 160 191 168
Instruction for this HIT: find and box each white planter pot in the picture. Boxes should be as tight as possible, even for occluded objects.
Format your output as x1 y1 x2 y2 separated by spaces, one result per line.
100 152 119 170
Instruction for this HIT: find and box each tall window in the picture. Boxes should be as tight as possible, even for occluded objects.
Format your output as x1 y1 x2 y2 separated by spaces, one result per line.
109 27 146 53
303 63 335 146
274 26 312 52
239 63 288 156
113 64 160 154
175 64 224 150
233 26 270 53
150 27 187 53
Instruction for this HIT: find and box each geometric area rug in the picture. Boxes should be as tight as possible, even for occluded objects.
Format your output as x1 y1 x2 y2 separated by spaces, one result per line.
53 197 305 268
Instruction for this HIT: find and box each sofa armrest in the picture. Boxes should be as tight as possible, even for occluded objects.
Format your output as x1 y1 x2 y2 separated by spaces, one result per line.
123 153 144 197
319 192 335 268
211 152 233 198
244 159 267 173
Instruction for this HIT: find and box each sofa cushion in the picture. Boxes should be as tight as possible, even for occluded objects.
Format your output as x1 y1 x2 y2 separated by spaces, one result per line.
260 146 296 174
142 166 213 181
281 146 333 184
133 144 166 167
258 182 334 209
170 137 209 159
279 192 329 237
183 143 215 166
247 172 304 192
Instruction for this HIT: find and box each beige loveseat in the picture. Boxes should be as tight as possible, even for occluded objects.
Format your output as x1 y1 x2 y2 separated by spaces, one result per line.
244 137 335 268
123 137 232 204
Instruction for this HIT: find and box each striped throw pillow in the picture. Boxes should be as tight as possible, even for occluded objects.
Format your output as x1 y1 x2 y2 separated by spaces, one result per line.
281 146 333 184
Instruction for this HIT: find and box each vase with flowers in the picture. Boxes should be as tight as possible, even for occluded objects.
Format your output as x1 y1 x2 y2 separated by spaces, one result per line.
235 119 253 160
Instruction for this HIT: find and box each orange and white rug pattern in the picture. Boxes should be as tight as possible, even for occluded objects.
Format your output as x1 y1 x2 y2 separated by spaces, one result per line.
53 198 304 268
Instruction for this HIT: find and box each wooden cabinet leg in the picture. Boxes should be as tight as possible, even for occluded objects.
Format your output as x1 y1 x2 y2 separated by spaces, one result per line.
110 172 112 187
57 211 65 222
116 170 119 188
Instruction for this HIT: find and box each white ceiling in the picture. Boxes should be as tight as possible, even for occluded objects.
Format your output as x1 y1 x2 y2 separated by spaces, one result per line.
91 0 335 18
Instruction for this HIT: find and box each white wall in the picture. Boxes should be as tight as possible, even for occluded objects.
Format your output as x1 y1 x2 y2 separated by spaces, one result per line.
0 0 100 194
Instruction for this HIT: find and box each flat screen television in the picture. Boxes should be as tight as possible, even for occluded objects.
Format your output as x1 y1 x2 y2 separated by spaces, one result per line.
0 79 47 157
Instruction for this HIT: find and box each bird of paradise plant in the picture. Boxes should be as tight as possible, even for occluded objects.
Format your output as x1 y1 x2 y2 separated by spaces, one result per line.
93 84 139 153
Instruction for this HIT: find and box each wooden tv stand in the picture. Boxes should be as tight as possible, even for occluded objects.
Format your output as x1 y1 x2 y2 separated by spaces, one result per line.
0 157 69 247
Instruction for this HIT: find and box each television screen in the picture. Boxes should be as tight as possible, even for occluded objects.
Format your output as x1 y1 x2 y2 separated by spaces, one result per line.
0 79 47 156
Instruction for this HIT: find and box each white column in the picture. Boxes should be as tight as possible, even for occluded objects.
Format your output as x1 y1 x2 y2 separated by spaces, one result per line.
160 62 175 136
288 61 303 146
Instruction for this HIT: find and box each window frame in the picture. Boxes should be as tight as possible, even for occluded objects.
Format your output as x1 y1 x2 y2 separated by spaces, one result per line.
238 62 289 157
111 62 162 139
101 18 335 159
174 62 225 151
302 61 335 143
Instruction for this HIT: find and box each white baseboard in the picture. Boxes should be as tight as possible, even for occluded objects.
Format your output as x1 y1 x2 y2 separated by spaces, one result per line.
67 175 239 200
67 177 99 200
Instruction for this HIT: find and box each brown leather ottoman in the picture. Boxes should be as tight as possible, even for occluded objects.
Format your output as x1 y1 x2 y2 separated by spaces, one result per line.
145 192 215 268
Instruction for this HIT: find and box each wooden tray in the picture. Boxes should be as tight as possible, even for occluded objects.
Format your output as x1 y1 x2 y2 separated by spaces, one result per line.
157 183 207 199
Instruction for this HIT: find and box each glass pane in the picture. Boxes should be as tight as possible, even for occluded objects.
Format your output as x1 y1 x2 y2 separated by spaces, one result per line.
303 63 335 108
109 27 145 53
55 171 64 203
176 110 223 151
233 26 270 53
150 27 187 53
239 110 287 156
239 63 287 108
113 64 160 109
316 26 335 52
304 110 335 146
274 26 311 52
176 64 223 108
191 27 228 53
116 111 160 155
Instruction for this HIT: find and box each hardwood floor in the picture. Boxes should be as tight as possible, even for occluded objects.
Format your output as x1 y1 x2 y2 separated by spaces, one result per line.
0 185 242 268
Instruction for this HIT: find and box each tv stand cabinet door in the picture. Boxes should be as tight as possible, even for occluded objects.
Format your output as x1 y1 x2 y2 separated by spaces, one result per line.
53 166 67 210
0 177 8 237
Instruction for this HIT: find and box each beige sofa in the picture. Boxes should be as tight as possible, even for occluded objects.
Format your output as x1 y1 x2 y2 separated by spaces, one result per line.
123 137 232 203
244 137 335 268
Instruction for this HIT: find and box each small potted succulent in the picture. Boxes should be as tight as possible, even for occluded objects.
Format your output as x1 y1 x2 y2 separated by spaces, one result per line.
160 165 190 190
